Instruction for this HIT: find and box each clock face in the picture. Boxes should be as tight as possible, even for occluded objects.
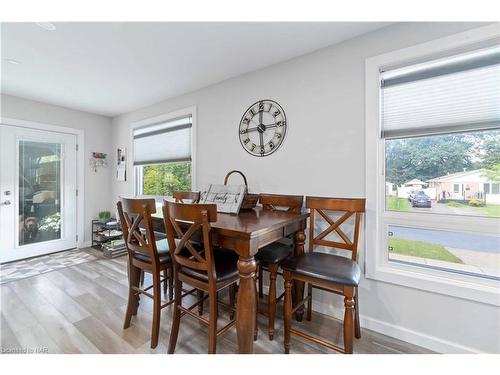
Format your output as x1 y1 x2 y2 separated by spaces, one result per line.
239 100 287 157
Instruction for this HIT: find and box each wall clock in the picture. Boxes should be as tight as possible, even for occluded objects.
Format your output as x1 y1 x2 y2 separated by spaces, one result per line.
239 99 287 157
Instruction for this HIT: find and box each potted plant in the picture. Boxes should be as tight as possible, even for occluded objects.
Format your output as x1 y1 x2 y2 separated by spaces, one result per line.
98 210 111 223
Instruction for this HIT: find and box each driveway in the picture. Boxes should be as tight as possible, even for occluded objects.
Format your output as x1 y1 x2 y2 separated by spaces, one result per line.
407 200 482 216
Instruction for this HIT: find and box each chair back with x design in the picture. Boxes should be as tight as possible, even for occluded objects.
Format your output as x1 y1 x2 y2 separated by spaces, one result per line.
117 197 159 263
163 201 218 284
306 196 365 261
259 193 303 214
173 191 201 203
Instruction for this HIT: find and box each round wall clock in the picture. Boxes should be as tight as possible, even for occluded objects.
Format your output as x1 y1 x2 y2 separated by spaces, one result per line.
238 99 287 157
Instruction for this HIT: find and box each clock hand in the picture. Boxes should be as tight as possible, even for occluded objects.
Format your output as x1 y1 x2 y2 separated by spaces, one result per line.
259 132 264 153
244 127 259 133
263 123 278 129
259 103 263 125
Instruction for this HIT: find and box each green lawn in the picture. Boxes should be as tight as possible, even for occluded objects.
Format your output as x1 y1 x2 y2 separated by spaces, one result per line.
481 204 500 218
446 201 464 208
446 201 500 218
386 196 411 212
389 237 463 264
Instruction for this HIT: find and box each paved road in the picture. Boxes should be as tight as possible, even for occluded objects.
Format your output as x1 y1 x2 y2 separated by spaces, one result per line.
391 226 500 253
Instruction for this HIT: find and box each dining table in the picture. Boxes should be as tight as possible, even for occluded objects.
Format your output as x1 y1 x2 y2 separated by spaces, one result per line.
151 206 309 354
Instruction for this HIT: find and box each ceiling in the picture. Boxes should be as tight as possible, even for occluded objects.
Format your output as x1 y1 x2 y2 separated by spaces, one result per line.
1 22 390 117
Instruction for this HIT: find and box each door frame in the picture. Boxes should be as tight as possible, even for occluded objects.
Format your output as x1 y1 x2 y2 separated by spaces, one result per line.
0 117 85 249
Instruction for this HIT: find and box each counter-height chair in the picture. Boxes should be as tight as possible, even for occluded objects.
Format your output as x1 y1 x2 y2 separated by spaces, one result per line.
163 201 239 354
256 193 303 340
281 196 365 354
117 197 174 349
172 190 207 315
173 191 201 203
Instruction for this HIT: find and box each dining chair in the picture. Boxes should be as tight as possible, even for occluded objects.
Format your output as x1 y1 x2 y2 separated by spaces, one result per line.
281 196 365 354
255 193 303 340
163 200 239 354
172 191 208 315
117 197 174 349
173 191 201 203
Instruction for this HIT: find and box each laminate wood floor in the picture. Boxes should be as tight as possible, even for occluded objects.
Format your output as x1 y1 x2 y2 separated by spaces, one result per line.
0 249 434 354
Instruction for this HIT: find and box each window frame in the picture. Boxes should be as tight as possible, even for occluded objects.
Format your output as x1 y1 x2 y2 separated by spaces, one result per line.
130 106 197 200
365 24 500 306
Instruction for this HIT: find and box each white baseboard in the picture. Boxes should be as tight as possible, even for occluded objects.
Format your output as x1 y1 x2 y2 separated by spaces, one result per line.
260 285 481 354
80 240 92 248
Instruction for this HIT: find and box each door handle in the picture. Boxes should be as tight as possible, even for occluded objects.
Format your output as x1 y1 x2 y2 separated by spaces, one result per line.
2 200 11 205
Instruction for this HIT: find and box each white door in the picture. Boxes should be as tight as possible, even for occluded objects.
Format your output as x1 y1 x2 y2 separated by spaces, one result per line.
0 125 77 263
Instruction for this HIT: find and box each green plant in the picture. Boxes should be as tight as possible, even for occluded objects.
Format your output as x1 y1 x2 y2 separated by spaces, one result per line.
39 212 61 233
98 210 111 220
469 198 485 207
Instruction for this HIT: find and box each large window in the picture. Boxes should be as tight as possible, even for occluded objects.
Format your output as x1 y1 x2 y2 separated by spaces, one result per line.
366 26 500 305
381 46 500 280
133 114 193 197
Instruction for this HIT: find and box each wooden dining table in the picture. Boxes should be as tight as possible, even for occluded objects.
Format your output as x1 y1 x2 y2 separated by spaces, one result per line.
151 206 309 354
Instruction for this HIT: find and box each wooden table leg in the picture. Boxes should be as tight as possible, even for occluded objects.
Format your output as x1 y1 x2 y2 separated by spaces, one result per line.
236 255 257 354
293 228 306 321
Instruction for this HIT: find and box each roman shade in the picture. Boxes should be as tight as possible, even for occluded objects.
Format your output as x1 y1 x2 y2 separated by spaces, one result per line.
133 116 192 166
380 45 500 139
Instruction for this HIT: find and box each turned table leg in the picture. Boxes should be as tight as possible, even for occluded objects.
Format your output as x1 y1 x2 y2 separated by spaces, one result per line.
293 228 306 321
236 255 257 354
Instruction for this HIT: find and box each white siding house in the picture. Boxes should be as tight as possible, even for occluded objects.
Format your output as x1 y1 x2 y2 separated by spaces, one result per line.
427 169 500 204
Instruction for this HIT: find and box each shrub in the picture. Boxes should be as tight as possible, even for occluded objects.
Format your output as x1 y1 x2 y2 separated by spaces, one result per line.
469 198 485 207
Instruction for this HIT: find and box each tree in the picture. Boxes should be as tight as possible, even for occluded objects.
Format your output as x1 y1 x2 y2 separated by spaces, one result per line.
479 134 500 169
385 134 474 186
142 162 191 195
482 164 500 183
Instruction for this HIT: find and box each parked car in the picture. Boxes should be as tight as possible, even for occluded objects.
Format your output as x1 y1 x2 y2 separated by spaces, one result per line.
408 190 418 202
411 191 432 208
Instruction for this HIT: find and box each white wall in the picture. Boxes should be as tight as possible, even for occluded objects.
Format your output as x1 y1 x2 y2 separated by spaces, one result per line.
1 94 113 243
111 22 499 353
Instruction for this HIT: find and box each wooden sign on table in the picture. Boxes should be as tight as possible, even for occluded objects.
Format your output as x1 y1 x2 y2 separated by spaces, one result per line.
200 184 246 214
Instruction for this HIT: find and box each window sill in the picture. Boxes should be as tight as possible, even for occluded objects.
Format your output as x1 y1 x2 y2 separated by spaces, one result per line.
366 261 500 306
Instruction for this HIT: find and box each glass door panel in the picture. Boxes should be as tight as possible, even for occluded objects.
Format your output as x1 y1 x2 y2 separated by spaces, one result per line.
19 140 62 246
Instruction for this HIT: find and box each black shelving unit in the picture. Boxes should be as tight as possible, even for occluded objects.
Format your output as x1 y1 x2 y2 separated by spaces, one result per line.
91 219 125 257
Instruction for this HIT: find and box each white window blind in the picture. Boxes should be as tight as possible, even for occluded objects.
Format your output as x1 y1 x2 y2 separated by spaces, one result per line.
133 116 192 166
381 45 500 139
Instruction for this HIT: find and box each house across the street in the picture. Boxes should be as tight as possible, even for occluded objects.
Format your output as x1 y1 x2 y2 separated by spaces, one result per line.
427 169 500 204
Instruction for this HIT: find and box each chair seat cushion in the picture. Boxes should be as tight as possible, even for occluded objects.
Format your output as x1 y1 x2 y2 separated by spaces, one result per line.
281 252 360 286
133 239 171 264
182 249 239 283
256 241 293 265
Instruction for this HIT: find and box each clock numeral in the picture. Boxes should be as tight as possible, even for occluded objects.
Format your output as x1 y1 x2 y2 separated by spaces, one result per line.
277 120 285 127
242 117 250 124
243 138 250 144
273 110 280 118
250 108 256 116
260 146 265 154
268 141 275 149
258 102 264 112
240 129 248 134
250 144 256 151
275 132 282 139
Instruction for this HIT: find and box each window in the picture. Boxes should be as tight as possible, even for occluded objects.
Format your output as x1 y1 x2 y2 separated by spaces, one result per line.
133 113 194 198
493 183 500 195
366 26 500 305
484 183 490 194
